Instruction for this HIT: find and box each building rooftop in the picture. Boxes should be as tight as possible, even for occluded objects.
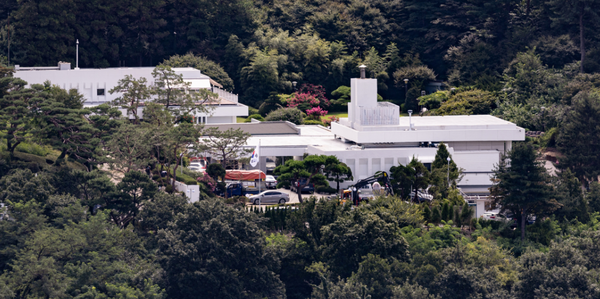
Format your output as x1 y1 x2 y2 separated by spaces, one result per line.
203 121 300 135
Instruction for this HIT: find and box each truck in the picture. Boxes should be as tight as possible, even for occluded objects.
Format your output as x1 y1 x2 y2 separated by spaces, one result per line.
221 170 267 197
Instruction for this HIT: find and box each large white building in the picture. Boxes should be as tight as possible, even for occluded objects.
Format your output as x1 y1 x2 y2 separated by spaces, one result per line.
213 76 525 216
14 62 248 124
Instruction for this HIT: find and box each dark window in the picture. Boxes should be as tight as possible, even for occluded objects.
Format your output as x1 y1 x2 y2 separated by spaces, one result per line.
97 89 105 96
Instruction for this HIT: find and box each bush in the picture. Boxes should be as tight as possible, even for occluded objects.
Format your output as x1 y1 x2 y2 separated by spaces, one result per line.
265 107 304 125
248 106 259 115
303 120 323 125
175 173 198 185
316 185 336 194
15 142 52 156
245 114 265 122
165 185 174 193
225 195 248 204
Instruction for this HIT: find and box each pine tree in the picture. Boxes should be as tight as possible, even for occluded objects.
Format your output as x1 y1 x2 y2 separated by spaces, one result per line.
431 206 441 224
490 143 560 240
423 206 432 222
441 202 450 222
460 202 474 228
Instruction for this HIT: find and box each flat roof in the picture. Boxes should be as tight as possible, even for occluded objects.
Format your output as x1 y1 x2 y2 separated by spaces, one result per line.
203 121 300 135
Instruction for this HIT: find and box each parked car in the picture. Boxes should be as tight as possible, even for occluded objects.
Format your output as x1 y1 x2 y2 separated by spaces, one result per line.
188 157 207 172
265 175 277 189
290 179 315 193
248 191 290 205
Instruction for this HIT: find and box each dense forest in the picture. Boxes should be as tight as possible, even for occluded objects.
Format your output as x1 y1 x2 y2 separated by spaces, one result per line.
2 0 600 298
2 0 600 109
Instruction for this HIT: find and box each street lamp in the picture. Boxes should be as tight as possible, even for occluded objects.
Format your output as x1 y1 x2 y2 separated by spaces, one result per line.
540 106 546 132
447 157 451 188
403 78 409 111
292 81 297 92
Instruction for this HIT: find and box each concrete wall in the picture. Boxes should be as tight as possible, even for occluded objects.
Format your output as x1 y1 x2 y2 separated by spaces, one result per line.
173 181 200 203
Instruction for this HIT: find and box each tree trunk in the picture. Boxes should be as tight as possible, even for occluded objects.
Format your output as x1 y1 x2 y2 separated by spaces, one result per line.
54 148 68 165
297 189 303 203
579 4 585 73
521 208 526 241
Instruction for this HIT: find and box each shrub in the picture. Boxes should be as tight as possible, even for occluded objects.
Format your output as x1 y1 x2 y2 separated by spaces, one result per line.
165 185 174 193
305 107 328 120
225 195 248 204
248 106 259 115
197 173 217 191
15 142 52 156
303 120 323 125
322 115 340 126
265 107 304 125
245 114 265 122
176 173 198 185
316 185 336 194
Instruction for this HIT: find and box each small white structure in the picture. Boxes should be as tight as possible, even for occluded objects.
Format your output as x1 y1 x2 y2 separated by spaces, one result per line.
14 62 248 124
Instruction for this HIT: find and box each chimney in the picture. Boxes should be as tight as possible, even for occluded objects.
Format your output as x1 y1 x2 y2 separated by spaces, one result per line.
359 65 366 79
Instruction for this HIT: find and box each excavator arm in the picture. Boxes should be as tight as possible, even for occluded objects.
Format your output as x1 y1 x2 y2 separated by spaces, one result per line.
349 171 394 205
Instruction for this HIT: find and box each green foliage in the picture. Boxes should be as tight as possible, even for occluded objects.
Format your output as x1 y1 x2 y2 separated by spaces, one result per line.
435 89 495 115
245 114 265 122
162 53 234 90
157 199 285 298
265 107 304 124
556 90 600 186
302 119 323 125
418 91 449 110
490 143 560 240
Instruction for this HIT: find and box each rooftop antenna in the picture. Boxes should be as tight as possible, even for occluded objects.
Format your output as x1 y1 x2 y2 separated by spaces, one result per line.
359 64 366 79
75 39 79 69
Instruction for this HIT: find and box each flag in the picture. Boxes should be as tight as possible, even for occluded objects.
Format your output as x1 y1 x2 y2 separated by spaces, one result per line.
250 145 259 167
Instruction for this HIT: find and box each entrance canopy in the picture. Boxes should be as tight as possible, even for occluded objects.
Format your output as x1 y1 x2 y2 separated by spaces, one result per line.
225 170 266 181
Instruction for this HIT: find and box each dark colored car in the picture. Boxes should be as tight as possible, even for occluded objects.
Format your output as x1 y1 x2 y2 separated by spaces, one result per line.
290 179 314 193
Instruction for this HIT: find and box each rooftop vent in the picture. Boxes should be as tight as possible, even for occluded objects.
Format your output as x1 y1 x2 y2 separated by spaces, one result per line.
359 65 366 79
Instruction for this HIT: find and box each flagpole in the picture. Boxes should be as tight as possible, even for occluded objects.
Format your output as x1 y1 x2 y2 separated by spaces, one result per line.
258 139 261 207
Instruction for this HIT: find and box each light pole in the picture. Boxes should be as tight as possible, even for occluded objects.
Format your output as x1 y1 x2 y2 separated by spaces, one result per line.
292 81 297 92
447 157 451 188
403 78 409 111
540 106 546 131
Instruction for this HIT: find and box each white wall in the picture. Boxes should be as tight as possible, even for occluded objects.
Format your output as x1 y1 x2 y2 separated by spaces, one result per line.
173 180 200 203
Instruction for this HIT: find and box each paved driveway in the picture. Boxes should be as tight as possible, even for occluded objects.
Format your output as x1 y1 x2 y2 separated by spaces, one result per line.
247 188 335 209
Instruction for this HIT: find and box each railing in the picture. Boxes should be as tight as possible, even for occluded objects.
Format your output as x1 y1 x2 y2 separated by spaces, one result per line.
359 102 399 125
212 87 238 104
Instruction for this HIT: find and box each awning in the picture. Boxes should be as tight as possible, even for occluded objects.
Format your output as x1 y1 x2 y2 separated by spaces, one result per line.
225 170 266 181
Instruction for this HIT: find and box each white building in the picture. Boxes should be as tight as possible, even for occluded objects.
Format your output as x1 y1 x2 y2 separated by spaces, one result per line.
216 76 524 217
13 62 248 124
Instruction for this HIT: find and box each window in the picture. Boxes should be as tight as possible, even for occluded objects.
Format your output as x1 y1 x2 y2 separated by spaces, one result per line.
97 88 105 96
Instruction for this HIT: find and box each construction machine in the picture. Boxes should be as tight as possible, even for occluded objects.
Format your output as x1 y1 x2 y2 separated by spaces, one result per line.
342 171 394 205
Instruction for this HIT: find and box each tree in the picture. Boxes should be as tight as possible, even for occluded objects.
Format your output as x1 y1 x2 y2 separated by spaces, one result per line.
161 53 235 90
320 207 410 278
108 170 158 228
197 127 252 169
549 0 600 73
556 90 600 186
0 78 42 159
490 143 560 240
151 65 218 118
165 123 202 188
109 75 151 124
35 84 98 165
274 155 328 203
103 123 154 173
553 169 590 222
157 199 285 298
323 156 353 192
408 157 431 201
429 143 459 199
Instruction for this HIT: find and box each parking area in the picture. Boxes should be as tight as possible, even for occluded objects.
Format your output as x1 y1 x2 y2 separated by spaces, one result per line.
246 187 335 208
